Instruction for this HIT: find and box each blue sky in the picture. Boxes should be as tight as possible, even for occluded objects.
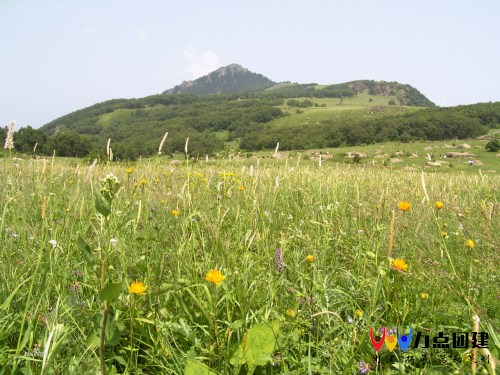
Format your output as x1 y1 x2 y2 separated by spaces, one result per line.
1 0 499 128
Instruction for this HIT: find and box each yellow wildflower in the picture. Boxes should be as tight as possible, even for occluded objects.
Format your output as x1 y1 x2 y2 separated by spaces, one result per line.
420 292 429 299
285 308 296 318
205 269 225 286
238 186 245 191
171 209 179 217
129 281 146 295
398 201 411 212
391 258 409 272
434 201 444 209
125 167 133 174
139 178 147 186
306 255 315 263
465 240 475 249
355 309 363 318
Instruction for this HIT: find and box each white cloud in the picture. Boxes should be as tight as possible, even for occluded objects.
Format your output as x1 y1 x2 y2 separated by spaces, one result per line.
182 46 220 79
83 27 95 35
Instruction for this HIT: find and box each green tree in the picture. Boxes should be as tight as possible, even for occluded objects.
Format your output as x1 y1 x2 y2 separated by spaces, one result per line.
14 126 48 154
485 138 500 152
46 131 92 157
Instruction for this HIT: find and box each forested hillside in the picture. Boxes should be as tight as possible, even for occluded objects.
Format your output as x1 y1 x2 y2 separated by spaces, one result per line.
38 95 284 159
4 63 498 160
239 102 500 151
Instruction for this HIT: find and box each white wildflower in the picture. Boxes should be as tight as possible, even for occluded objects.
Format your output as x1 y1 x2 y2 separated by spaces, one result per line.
48 239 58 248
4 120 15 150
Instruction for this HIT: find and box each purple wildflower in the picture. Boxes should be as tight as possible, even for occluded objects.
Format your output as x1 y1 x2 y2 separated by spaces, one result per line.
275 248 285 272
73 270 83 278
69 283 80 292
358 361 371 374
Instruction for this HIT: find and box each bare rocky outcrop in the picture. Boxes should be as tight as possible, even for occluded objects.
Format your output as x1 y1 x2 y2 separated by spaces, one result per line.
346 151 367 158
444 152 475 158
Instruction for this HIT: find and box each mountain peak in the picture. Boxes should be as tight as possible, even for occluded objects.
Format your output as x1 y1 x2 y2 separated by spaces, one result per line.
163 64 276 95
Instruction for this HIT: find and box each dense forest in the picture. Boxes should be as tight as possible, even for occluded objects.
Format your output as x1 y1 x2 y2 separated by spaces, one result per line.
239 102 500 150
3 96 499 160
2 101 497 160
26 95 286 159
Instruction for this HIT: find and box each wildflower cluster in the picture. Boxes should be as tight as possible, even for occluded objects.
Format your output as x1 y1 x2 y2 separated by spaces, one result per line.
275 248 285 272
100 173 121 202
4 120 15 150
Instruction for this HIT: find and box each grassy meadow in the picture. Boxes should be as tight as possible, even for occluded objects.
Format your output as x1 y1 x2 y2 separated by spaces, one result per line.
0 152 498 374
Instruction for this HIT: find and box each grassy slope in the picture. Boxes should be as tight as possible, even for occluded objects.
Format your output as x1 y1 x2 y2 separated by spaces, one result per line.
237 139 499 175
265 92 424 129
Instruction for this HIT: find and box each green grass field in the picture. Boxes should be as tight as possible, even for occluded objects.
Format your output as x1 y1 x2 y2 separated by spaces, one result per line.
0 151 498 374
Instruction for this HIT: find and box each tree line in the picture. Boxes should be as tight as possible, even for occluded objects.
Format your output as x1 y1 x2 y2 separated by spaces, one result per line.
4 96 497 160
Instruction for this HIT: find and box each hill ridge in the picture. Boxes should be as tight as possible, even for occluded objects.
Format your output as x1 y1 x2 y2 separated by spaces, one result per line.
162 64 435 107
163 64 276 95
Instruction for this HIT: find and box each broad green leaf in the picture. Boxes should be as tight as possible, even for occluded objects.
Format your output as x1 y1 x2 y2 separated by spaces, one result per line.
117 208 138 229
134 317 155 325
85 331 100 350
184 359 216 375
111 356 127 367
86 314 121 348
76 236 96 267
75 236 91 253
94 190 111 217
98 281 122 302
230 322 279 369
104 317 121 346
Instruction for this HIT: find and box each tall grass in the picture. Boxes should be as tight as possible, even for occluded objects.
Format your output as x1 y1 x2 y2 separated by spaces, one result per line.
0 156 498 374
